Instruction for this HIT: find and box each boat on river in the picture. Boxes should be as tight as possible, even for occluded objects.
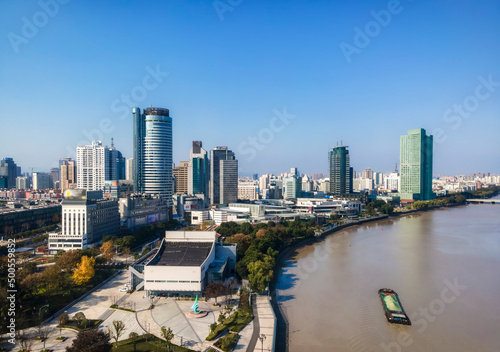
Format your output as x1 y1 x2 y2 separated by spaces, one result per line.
378 288 411 325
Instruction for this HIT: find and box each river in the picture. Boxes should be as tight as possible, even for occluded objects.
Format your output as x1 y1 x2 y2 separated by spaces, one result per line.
276 198 500 352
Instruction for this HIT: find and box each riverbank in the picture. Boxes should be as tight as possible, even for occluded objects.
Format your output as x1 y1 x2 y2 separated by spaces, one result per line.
268 203 468 352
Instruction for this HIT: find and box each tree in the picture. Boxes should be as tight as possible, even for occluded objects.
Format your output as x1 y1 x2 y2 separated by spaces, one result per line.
128 332 139 352
204 282 226 304
109 320 125 348
122 247 131 265
256 229 267 238
248 258 274 293
73 312 86 325
72 256 95 285
56 250 82 272
227 233 252 256
66 329 112 352
58 313 69 335
100 241 116 262
160 326 174 351
52 213 60 223
16 329 34 351
37 323 54 350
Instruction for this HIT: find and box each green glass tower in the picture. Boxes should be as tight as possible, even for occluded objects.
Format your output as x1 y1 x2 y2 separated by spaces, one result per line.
399 128 435 201
329 145 353 196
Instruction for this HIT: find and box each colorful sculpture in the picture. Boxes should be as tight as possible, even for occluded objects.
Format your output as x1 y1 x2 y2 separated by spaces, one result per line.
191 295 201 314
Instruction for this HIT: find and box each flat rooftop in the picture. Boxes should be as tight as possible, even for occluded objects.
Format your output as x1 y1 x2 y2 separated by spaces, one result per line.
153 241 213 266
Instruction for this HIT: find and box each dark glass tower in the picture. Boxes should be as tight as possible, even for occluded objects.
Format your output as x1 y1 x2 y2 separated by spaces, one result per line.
329 145 353 195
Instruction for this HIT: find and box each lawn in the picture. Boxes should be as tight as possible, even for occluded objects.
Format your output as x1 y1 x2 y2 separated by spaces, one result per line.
113 334 195 352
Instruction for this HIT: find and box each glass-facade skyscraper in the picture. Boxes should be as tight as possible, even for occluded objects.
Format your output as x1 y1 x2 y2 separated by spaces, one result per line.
329 145 353 195
188 141 209 199
133 107 173 208
399 128 435 201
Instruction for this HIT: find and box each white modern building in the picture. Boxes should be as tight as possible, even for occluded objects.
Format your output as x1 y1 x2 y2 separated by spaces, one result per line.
130 231 237 297
384 171 400 191
238 180 259 201
77 141 118 191
48 189 119 252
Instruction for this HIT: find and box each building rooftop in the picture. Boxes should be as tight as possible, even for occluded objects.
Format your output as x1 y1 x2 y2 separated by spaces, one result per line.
153 241 212 267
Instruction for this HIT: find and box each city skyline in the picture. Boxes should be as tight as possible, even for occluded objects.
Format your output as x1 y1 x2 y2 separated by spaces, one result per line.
1 1 499 175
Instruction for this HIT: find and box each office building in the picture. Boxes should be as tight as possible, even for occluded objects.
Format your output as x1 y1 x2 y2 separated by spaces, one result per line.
238 180 259 201
133 107 173 209
188 141 209 199
284 169 302 199
173 161 189 194
60 158 77 190
119 194 169 229
48 189 119 252
0 158 19 189
126 158 134 181
116 150 126 180
32 172 52 190
210 147 238 205
399 128 435 201
329 145 353 195
16 176 30 189
76 141 120 191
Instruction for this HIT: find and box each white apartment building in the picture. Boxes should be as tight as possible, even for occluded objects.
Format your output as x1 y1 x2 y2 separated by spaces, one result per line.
238 181 259 201
77 141 117 191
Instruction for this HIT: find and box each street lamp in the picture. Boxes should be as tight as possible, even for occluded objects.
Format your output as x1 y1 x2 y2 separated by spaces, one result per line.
258 334 266 352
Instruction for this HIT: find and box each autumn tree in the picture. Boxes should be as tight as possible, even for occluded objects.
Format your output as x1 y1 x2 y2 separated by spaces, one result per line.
256 229 267 238
227 233 252 257
100 241 116 262
72 256 95 285
56 250 82 272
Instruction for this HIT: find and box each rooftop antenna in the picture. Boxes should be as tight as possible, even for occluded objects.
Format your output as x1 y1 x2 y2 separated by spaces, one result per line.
341 137 343 146
395 162 398 172
337 138 339 147
111 137 114 148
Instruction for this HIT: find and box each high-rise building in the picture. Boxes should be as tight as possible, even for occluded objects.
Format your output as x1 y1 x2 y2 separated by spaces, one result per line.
16 176 31 189
133 107 173 209
60 158 77 190
399 128 435 201
361 168 373 180
0 158 19 189
284 174 302 199
32 172 52 190
329 145 353 195
210 147 238 205
125 158 134 182
76 141 119 191
188 141 209 199
116 150 126 181
173 161 189 194
50 168 59 187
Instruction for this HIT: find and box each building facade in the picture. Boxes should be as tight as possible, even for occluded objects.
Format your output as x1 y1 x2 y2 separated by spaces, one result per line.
48 189 119 252
210 147 238 205
399 128 435 201
133 107 173 209
188 141 209 199
119 194 169 229
329 145 353 195
32 172 52 190
77 141 120 191
0 158 19 189
60 158 77 190
173 161 189 194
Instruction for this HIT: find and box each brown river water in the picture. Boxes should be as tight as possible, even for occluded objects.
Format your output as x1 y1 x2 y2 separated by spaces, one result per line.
276 200 500 352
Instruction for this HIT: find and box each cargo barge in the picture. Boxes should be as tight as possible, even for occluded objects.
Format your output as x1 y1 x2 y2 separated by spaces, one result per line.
378 288 411 325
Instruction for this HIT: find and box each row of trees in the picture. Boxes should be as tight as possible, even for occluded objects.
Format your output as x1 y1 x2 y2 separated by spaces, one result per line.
220 219 315 292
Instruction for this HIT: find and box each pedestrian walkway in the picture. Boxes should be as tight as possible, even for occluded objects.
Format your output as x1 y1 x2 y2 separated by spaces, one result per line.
251 295 276 352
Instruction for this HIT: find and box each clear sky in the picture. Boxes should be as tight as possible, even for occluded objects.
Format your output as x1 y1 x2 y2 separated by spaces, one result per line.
1 0 499 176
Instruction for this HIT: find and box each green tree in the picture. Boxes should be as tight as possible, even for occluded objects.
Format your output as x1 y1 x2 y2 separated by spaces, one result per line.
160 326 174 351
128 332 139 352
66 329 112 352
109 320 125 348
248 259 274 293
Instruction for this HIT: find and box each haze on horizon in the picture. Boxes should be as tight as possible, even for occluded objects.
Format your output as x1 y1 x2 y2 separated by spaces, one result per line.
1 0 499 176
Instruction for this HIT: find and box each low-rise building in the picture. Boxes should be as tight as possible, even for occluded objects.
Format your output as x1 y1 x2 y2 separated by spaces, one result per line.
119 194 169 229
48 189 119 252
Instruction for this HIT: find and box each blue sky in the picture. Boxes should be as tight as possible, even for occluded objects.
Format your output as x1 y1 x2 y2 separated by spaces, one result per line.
1 0 499 176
